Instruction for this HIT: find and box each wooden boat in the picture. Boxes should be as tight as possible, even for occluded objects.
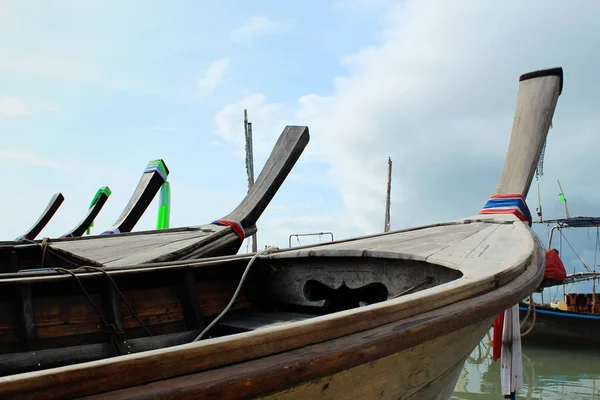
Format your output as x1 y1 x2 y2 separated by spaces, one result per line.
98 159 169 236
520 217 600 346
61 186 112 238
0 67 562 399
0 126 308 272
14 192 64 241
519 301 600 346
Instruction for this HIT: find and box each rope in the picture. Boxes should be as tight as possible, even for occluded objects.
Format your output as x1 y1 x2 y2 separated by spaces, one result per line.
80 266 152 337
193 246 279 342
520 296 536 337
53 267 120 355
40 237 49 268
558 229 591 272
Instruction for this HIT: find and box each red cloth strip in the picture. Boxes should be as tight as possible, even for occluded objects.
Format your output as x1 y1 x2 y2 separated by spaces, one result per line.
212 219 245 241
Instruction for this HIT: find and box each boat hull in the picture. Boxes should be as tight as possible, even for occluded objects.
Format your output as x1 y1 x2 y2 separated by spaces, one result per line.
519 304 600 346
256 320 491 400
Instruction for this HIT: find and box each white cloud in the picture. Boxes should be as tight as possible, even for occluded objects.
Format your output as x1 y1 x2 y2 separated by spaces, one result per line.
0 97 31 117
150 126 198 135
215 93 284 149
197 58 231 93
41 102 61 112
230 16 281 45
215 0 600 242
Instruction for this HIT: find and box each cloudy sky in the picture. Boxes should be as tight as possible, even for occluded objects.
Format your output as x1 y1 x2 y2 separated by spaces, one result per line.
2 0 600 294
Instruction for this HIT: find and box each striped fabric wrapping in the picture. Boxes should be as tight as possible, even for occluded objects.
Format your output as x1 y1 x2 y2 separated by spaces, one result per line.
100 227 121 235
479 194 532 226
144 163 168 182
211 219 245 241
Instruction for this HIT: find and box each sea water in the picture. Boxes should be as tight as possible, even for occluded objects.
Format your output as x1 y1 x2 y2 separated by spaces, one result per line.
452 329 600 399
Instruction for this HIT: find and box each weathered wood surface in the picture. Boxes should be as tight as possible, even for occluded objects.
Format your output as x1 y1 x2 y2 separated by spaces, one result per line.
74 249 543 400
16 193 64 241
218 311 313 331
255 323 489 400
91 320 492 400
51 226 225 267
0 235 544 399
493 68 562 197
222 125 309 229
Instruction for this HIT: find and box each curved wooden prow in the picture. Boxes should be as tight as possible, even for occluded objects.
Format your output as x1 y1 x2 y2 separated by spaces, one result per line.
221 125 310 230
15 193 65 241
101 160 169 235
60 187 112 238
493 67 563 197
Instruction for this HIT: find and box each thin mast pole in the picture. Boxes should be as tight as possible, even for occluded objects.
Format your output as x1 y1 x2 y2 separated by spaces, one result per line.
557 179 570 219
244 109 258 252
384 157 392 232
536 181 543 222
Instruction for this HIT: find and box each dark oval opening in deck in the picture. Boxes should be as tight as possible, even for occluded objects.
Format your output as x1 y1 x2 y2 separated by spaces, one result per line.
264 255 463 314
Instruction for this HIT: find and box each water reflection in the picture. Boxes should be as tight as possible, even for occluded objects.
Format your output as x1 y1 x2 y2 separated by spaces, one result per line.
452 329 600 399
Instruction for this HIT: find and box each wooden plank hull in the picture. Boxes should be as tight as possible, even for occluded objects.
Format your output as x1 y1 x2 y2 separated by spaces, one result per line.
255 320 491 400
519 304 600 346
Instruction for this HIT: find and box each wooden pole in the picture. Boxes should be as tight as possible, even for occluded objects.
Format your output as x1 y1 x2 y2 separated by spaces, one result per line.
492 68 562 198
556 179 571 219
384 157 392 232
491 67 563 399
244 110 258 253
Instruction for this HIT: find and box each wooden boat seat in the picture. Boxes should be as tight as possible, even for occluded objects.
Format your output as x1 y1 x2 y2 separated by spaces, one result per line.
217 311 314 332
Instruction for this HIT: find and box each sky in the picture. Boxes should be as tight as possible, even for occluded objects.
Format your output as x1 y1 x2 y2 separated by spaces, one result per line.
2 0 600 296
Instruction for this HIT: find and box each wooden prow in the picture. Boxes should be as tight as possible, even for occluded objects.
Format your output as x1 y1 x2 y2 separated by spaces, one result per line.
15 193 65 241
493 67 563 197
61 187 112 238
101 160 169 235
221 126 310 230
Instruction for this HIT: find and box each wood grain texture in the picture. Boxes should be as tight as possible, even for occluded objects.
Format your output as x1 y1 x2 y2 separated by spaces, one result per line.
493 68 562 197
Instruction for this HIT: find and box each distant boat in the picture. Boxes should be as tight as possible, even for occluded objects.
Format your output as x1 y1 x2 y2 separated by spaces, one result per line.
14 192 64 241
0 126 308 272
0 67 562 399
60 186 112 238
520 217 600 346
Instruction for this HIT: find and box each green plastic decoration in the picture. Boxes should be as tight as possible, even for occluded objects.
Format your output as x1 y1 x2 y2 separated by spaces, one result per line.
86 186 112 235
156 181 171 230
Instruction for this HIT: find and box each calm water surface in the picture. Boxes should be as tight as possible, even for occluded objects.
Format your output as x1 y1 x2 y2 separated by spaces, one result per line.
452 330 600 399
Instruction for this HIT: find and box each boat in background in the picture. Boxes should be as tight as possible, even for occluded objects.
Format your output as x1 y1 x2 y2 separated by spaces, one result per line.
60 186 112 238
0 125 309 273
520 216 600 346
0 67 563 399
14 192 64 241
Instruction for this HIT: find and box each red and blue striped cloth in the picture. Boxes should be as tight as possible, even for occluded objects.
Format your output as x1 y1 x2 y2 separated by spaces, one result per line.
211 219 245 241
479 194 532 226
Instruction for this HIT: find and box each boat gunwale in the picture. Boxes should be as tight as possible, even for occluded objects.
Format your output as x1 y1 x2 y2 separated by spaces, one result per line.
0 214 521 285
0 217 541 398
